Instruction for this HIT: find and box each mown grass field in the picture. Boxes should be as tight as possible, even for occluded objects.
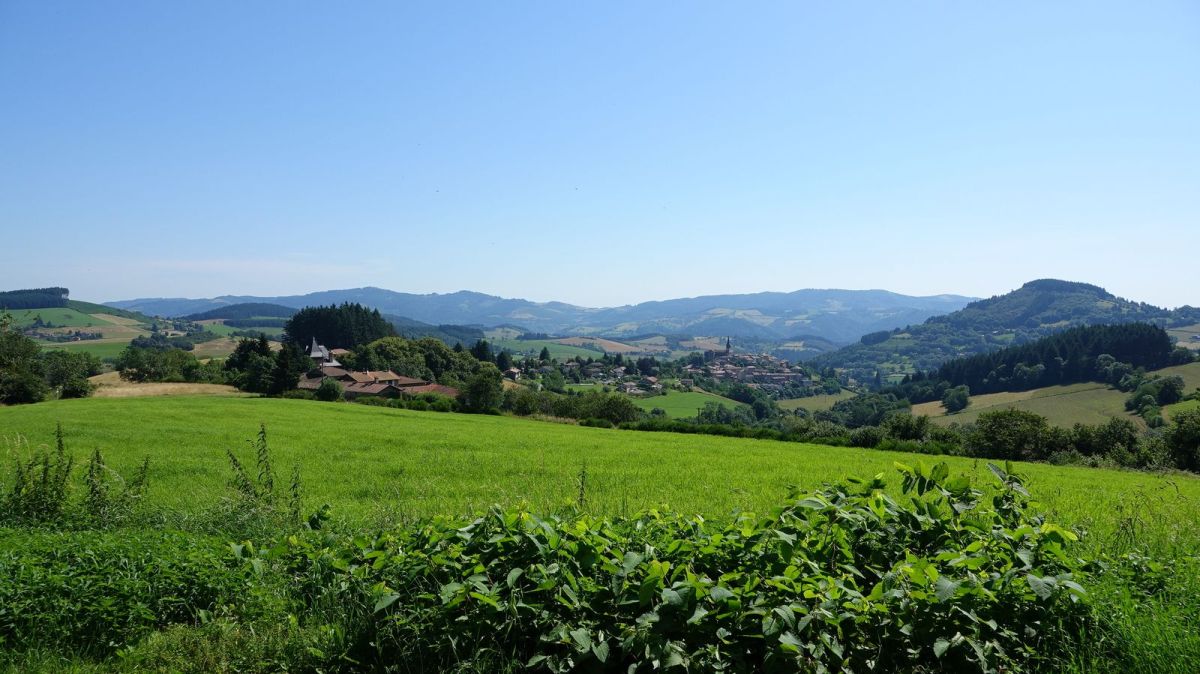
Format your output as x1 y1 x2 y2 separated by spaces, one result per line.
1 396 1197 547
628 389 747 418
7 307 100 328
492 338 604 361
778 389 856 412
913 362 1200 427
39 340 133 360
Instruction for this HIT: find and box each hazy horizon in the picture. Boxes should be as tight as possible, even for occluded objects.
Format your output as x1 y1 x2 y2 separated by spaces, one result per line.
3 2 1197 308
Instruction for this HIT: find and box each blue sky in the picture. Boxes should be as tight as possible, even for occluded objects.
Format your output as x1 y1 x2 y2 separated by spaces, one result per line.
1 1 1197 308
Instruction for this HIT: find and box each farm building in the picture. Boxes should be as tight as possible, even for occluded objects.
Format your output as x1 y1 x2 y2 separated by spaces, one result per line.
296 364 459 400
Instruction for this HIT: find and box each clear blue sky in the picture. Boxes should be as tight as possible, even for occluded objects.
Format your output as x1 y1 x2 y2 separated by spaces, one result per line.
2 1 1197 308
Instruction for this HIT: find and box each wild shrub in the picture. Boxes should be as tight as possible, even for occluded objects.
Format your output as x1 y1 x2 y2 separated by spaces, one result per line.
1 425 150 529
210 425 304 538
245 462 1092 672
1 425 73 525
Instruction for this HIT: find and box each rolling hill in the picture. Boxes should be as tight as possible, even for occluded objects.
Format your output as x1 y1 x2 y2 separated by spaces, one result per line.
913 361 1200 428
106 287 974 345
816 280 1200 382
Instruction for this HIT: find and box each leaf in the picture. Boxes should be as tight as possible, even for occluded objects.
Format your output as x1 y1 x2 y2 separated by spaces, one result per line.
933 637 951 658
1027 574 1055 600
592 640 610 663
710 586 735 602
687 606 710 624
570 628 592 653
506 567 524 587
779 632 804 653
935 576 961 603
661 587 685 608
372 593 400 613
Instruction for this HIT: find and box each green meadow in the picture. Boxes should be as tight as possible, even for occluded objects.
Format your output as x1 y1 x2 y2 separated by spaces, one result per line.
492 338 605 360
2 396 1197 546
3 396 1200 671
628 389 748 418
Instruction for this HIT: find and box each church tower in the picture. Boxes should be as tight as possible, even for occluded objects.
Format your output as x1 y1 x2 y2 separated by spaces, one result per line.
725 337 732 356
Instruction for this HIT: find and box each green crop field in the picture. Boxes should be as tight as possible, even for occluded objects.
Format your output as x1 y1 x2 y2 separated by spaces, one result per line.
778 390 855 412
629 389 747 418
0 396 1196 541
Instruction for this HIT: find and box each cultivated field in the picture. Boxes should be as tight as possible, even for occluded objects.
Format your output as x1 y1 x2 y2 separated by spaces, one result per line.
553 336 643 354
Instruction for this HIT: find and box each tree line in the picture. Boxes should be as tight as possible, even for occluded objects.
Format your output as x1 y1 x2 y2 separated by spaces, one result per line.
0 287 70 310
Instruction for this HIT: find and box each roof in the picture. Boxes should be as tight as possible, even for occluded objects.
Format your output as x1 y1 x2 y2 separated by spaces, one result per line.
329 348 351 355
345 382 395 395
316 366 348 378
391 376 428 386
402 384 460 397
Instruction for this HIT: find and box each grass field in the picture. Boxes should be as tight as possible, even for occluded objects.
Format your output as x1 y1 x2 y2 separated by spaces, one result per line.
1 396 1197 543
553 336 644 354
778 389 855 412
197 319 284 338
913 362 1200 427
38 340 132 360
493 338 604 360
628 389 747 418
3 396 1199 671
1168 323 1200 350
8 307 103 328
1166 398 1200 419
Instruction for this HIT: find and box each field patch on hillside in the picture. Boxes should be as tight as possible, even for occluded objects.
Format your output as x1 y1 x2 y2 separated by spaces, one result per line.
553 336 643 353
914 362 1200 427
87 371 245 398
493 338 604 360
628 389 747 418
1169 323 1200 350
916 383 1135 427
778 390 856 412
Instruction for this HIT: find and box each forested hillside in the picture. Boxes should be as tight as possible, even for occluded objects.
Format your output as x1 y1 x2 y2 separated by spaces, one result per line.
817 280 1200 382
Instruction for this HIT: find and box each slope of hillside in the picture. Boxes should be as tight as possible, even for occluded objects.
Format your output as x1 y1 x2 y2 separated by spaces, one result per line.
817 280 1200 381
106 286 974 345
913 361 1200 427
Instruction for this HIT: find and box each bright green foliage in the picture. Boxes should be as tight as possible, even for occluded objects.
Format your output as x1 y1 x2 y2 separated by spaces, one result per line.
0 529 242 655
247 462 1090 672
461 362 504 413
315 377 343 402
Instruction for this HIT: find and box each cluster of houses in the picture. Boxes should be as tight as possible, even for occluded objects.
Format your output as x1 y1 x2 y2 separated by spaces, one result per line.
683 349 813 392
297 339 459 400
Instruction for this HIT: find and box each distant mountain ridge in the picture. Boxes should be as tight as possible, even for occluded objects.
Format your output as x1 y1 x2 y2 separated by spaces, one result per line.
816 279 1200 382
105 287 975 345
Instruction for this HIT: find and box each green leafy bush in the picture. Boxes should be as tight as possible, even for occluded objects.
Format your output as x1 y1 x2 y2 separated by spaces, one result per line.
245 462 1091 672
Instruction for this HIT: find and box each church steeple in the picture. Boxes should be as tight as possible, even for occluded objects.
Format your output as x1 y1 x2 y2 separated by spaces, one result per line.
725 337 732 355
